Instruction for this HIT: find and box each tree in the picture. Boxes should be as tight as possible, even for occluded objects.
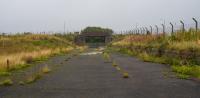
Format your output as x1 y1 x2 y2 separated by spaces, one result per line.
81 27 113 34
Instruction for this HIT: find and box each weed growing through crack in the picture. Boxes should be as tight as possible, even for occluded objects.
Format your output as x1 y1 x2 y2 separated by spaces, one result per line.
112 61 118 67
103 52 111 62
123 72 129 78
116 66 121 71
25 73 42 84
42 65 51 74
19 81 25 85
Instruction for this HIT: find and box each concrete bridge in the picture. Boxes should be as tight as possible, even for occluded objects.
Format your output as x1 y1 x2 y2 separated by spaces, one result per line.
75 32 112 47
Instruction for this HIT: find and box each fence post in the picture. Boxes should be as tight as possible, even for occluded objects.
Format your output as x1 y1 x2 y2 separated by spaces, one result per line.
135 29 137 34
161 24 165 36
155 25 159 35
138 29 140 34
150 26 153 35
145 27 149 35
7 59 10 70
142 27 146 35
138 28 140 34
134 29 136 34
180 20 185 32
131 30 134 35
139 28 141 34
192 18 198 33
140 28 143 34
170 22 174 35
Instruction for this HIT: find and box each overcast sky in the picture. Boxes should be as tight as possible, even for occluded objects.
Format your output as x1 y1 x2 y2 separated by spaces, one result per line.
0 0 199 33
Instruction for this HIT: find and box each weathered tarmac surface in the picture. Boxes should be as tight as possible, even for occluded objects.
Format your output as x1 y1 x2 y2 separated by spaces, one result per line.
0 50 200 98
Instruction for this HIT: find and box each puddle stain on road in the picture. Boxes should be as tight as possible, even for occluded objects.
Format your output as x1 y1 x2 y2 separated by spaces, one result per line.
80 51 103 56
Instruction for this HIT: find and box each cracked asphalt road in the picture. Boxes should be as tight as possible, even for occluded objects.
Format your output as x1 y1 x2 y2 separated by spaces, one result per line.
0 50 200 98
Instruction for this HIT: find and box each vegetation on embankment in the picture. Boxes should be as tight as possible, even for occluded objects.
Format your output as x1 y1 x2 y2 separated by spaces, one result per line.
109 31 200 79
0 34 78 73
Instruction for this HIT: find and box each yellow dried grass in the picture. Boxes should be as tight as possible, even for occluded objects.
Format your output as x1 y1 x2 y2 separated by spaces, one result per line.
0 47 73 70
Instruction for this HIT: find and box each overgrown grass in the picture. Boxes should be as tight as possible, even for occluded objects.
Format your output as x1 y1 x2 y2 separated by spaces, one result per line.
0 71 11 76
0 34 75 71
112 31 200 52
110 31 200 80
138 52 167 64
0 78 13 86
172 65 200 79
18 64 52 85
0 34 86 86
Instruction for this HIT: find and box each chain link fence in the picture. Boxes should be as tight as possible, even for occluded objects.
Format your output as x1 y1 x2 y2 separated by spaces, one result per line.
116 18 199 36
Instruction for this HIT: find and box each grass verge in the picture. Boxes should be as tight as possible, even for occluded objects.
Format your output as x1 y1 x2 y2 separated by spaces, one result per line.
172 65 200 79
0 78 13 86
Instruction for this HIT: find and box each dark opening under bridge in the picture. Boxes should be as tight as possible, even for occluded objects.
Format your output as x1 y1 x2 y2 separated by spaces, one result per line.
75 32 112 47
